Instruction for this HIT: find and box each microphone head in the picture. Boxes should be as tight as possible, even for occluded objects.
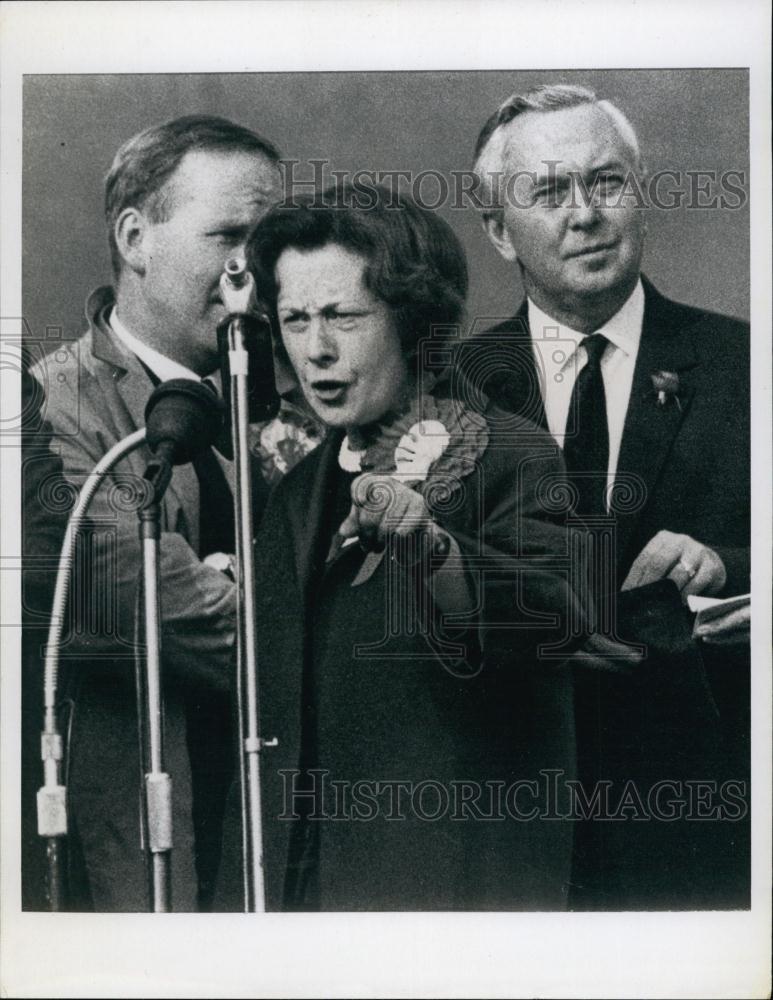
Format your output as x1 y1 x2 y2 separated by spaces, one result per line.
220 259 256 314
144 378 226 465
224 256 248 287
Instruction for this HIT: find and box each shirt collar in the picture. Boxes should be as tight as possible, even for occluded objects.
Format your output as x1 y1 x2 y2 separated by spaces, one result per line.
109 307 201 383
528 278 645 360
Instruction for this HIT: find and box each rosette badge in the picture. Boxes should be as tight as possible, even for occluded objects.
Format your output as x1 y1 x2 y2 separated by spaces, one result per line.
650 370 681 410
394 420 451 482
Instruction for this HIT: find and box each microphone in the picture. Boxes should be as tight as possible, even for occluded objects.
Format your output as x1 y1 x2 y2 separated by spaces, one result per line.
217 257 280 427
143 378 226 500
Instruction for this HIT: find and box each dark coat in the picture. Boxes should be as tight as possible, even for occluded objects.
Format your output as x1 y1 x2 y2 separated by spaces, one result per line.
454 279 751 908
221 406 592 911
454 277 750 592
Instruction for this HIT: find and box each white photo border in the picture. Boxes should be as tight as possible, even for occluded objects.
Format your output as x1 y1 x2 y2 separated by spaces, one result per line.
1 2 770 997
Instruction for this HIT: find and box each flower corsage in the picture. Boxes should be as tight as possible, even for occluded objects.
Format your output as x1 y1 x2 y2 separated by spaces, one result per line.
334 393 489 584
650 370 682 411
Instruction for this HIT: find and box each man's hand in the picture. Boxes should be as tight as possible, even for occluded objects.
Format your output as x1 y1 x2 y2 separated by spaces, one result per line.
622 530 726 597
569 632 644 672
339 473 431 550
203 551 236 580
695 602 750 646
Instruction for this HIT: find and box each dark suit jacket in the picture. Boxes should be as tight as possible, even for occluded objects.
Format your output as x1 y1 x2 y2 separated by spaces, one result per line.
454 278 751 908
455 277 750 591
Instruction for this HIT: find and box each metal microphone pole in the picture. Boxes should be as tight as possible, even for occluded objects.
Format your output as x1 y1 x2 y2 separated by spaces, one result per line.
219 258 275 913
137 470 173 911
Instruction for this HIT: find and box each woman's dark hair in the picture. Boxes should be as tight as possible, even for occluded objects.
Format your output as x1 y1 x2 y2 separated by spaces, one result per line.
247 183 468 358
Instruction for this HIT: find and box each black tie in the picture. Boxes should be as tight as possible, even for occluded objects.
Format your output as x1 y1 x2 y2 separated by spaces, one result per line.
138 363 234 557
193 381 235 558
563 334 609 517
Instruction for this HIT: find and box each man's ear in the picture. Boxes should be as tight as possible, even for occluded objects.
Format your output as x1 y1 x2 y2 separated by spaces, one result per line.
114 207 149 276
481 214 518 263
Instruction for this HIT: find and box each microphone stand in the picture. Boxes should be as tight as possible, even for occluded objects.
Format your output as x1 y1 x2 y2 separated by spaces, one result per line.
39 378 224 912
220 258 275 913
39 428 146 910
137 459 175 911
136 377 227 911
40 431 175 911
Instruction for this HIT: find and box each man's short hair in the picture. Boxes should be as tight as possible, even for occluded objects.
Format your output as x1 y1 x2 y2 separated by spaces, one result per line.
473 84 642 219
247 183 468 359
105 114 281 275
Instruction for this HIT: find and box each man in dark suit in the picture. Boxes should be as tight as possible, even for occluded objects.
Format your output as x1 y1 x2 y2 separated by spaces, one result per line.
27 115 284 910
457 84 750 907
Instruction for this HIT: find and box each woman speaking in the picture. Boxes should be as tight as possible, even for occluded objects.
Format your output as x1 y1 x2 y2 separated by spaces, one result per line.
218 185 590 911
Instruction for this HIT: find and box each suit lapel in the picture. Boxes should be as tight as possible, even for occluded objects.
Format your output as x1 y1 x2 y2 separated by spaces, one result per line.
512 301 549 432
613 280 701 571
479 303 549 431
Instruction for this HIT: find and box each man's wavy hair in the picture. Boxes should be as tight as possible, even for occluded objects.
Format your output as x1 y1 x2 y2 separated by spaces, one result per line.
473 84 642 221
247 183 468 362
105 114 281 276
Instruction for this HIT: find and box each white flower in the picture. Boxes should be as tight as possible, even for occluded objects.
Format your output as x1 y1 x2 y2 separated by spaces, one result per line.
338 435 365 473
394 420 450 481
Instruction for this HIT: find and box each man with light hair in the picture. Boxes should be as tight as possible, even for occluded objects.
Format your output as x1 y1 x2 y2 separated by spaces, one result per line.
474 84 643 224
458 83 750 907
28 115 284 910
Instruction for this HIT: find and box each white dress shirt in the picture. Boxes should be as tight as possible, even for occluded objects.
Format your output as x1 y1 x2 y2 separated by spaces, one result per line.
527 279 645 488
110 307 202 383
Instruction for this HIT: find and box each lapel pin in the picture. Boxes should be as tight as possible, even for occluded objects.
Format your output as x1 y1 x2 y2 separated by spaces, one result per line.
650 370 682 411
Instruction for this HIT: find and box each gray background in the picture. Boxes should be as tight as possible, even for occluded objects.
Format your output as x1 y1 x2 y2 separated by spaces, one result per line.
23 69 749 345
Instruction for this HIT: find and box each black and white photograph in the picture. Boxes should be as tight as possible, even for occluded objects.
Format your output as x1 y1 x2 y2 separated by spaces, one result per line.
1 2 770 997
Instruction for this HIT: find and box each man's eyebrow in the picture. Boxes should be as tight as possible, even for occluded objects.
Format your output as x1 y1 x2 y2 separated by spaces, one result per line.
204 223 251 235
588 158 630 173
531 172 572 191
533 172 571 186
532 159 629 183
247 187 280 202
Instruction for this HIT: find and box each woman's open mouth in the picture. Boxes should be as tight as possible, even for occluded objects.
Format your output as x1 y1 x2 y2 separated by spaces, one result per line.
310 380 349 403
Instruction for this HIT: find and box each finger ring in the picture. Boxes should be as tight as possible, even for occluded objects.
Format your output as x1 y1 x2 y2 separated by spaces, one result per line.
677 560 697 578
